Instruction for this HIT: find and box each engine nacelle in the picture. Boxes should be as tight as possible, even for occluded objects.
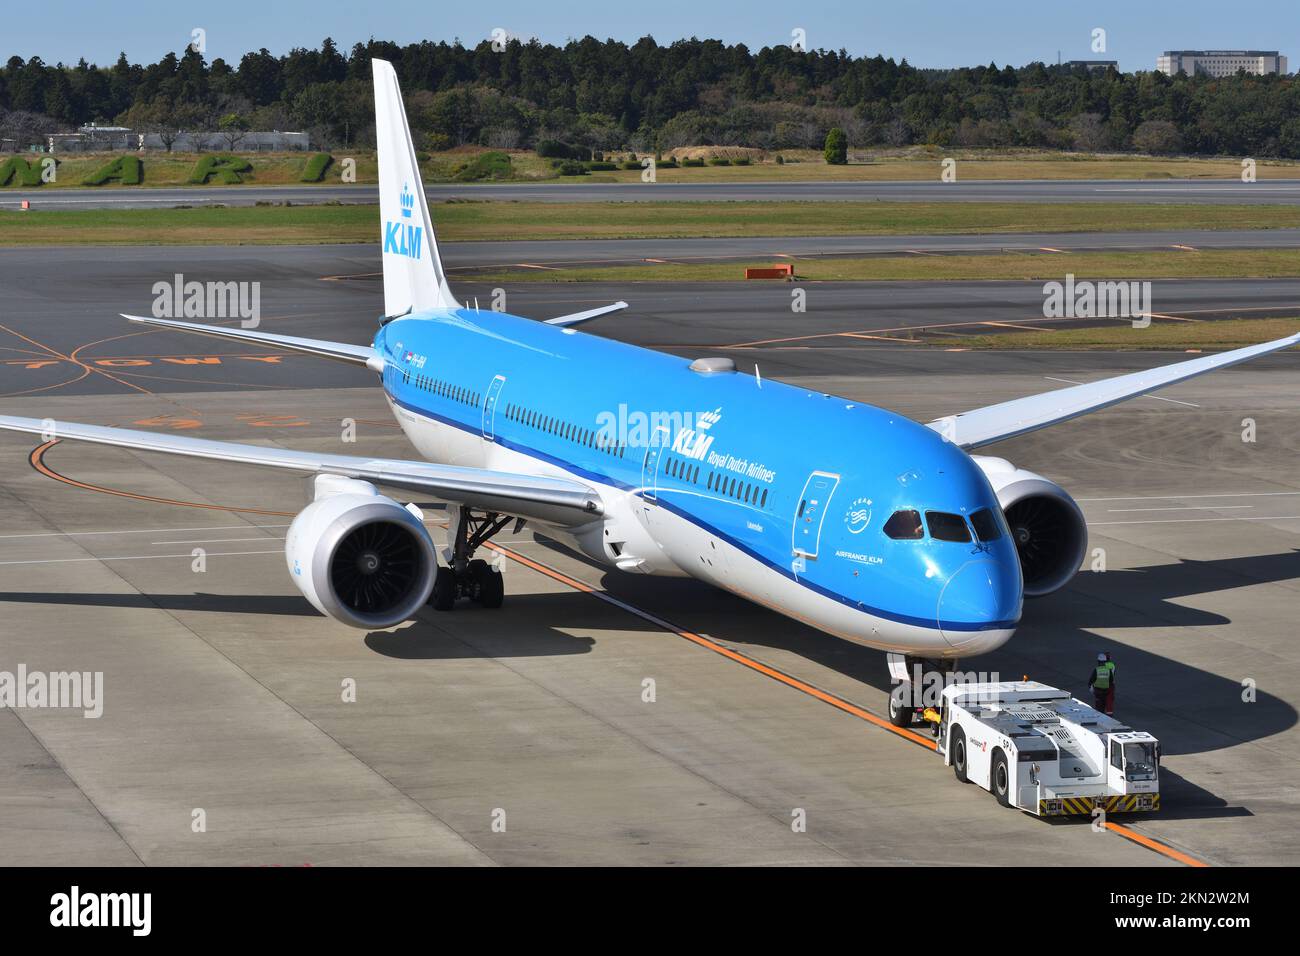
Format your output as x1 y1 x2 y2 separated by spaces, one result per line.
285 475 437 629
973 456 1088 598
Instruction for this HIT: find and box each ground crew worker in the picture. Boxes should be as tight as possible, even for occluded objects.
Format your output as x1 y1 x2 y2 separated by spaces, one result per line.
1088 653 1114 713
1102 653 1116 714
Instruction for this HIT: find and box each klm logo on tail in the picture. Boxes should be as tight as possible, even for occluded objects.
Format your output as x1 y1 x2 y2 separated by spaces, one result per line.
384 182 422 260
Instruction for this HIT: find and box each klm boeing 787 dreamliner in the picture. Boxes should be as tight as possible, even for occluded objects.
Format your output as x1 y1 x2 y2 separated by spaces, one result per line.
2 61 1296 717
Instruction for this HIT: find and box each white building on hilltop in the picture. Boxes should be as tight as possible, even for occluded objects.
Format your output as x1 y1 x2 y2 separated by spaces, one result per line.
1157 50 1287 77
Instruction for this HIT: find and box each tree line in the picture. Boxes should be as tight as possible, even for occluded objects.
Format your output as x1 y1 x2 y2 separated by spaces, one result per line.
3 36 1299 157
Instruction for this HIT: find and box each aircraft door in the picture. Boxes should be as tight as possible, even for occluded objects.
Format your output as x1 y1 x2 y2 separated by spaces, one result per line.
481 375 506 440
640 426 669 502
792 470 840 571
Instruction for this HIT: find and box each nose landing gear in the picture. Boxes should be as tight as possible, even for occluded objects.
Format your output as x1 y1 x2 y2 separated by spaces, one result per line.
429 506 515 611
887 653 956 732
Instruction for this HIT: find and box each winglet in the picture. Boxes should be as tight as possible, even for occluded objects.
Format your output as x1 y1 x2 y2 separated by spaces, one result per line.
372 58 459 315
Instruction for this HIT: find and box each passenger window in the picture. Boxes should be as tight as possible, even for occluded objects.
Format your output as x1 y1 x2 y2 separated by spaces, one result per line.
926 512 971 543
970 508 1002 542
883 510 924 540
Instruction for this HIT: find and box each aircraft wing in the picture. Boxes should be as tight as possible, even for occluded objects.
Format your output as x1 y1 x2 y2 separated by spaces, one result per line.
0 416 603 527
125 314 383 370
929 331 1300 449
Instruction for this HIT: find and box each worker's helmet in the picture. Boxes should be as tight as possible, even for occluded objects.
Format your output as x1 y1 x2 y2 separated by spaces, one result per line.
1097 652 1107 662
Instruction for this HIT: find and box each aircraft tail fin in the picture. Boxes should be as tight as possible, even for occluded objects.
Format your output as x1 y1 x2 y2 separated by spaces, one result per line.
372 58 459 316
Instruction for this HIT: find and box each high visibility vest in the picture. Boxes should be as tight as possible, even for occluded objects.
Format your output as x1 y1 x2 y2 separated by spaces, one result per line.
1093 665 1111 690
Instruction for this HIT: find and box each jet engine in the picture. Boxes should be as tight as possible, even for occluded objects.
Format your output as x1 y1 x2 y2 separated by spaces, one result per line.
285 475 437 629
972 456 1088 598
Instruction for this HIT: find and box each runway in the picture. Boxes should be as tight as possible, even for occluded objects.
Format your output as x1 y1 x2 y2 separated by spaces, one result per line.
6 178 1300 209
2 245 1297 397
0 239 1297 866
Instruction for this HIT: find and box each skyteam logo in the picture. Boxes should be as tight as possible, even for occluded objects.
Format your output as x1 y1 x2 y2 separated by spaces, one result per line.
844 496 873 534
384 182 423 260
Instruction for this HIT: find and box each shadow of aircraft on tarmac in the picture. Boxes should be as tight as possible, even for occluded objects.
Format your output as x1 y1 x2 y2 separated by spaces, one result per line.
519 536 1298 764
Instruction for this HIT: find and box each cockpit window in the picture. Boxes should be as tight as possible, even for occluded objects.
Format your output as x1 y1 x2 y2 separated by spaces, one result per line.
969 508 1003 542
883 510 924 540
926 511 972 543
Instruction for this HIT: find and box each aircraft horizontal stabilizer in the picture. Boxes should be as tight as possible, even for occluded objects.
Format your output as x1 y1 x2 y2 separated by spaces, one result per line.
545 301 628 328
125 314 383 370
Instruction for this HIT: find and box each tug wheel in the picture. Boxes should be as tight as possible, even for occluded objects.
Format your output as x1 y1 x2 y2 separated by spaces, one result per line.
992 749 1011 807
951 726 969 783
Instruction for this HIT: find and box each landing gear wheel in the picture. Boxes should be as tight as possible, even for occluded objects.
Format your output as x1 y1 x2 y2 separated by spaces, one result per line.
991 749 1011 807
430 565 457 611
468 559 505 609
951 726 969 783
888 684 916 727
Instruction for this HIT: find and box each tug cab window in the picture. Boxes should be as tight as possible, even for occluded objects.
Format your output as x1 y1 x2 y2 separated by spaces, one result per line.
883 510 924 540
1123 742 1158 781
926 511 971 543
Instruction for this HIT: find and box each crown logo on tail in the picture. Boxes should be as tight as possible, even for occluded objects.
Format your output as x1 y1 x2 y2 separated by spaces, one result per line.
400 182 415 218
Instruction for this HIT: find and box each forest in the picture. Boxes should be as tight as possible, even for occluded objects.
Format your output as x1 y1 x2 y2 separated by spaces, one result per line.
3 36 1299 157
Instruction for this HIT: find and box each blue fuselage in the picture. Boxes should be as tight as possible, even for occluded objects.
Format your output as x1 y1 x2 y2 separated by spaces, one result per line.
374 309 1022 655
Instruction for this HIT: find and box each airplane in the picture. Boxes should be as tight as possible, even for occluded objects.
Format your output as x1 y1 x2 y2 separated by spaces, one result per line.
1 59 1296 725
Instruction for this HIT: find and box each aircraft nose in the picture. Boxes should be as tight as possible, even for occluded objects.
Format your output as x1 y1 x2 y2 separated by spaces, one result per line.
937 559 1022 650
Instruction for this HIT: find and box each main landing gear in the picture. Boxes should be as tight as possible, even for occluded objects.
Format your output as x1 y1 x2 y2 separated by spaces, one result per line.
429 506 516 611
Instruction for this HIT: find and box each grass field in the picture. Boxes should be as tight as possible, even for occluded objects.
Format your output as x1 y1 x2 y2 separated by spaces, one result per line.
472 250 1300 283
3 200 1299 246
590 153 1300 184
954 317 1300 350
7 146 1300 190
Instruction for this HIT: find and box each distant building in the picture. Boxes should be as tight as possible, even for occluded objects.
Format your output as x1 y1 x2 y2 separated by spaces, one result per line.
1157 50 1287 77
139 130 309 152
80 124 135 150
1067 60 1118 71
39 126 310 153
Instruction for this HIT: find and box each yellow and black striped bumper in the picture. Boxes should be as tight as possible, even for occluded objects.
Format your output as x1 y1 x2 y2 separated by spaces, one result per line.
1038 793 1160 816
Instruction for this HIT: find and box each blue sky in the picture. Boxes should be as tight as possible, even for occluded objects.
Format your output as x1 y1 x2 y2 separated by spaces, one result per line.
8 0 1296 72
